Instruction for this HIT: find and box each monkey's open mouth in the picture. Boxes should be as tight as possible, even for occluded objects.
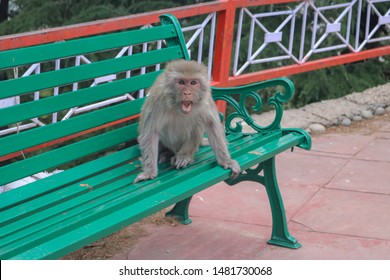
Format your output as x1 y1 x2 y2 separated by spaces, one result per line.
181 101 193 113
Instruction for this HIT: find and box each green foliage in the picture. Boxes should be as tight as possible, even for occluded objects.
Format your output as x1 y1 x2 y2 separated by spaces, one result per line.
0 0 212 35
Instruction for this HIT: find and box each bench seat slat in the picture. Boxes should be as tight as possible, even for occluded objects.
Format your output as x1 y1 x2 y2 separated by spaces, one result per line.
0 146 141 212
0 124 138 186
0 98 144 156
0 133 250 225
235 131 306 171
0 163 136 232
2 136 252 258
0 165 138 245
0 46 182 99
0 131 306 259
4 131 307 260
0 132 273 220
0 133 261 245
0 25 177 69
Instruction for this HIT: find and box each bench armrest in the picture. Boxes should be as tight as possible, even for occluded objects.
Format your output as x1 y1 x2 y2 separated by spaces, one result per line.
211 78 294 134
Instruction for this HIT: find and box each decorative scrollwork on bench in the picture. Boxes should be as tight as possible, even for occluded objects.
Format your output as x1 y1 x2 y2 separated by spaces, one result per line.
212 78 295 134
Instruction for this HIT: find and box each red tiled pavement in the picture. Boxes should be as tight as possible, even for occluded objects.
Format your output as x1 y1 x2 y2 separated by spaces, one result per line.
112 114 390 260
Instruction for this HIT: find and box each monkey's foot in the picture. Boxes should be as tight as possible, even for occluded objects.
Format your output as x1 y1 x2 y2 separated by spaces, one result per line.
134 171 157 183
171 155 194 169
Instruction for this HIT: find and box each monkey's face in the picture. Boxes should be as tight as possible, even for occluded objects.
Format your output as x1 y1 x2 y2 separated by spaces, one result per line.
163 59 209 115
174 78 202 114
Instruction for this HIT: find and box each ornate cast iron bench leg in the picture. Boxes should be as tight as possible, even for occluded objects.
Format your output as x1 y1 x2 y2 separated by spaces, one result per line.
225 157 300 249
166 157 300 248
263 157 301 249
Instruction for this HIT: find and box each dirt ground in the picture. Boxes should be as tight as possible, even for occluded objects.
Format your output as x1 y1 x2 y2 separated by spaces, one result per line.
63 113 389 260
62 210 180 260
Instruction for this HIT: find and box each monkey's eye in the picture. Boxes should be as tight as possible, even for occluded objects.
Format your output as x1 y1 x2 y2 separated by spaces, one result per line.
190 80 198 85
178 79 186 85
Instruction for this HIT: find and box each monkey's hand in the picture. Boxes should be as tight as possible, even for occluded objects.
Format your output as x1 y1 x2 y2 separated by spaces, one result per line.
220 159 241 179
134 170 157 183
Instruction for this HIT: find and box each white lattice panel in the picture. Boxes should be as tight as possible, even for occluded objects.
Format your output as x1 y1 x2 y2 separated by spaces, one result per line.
234 0 390 76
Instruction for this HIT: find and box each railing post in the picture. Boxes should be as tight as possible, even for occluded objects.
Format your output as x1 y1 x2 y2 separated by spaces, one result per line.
212 0 238 113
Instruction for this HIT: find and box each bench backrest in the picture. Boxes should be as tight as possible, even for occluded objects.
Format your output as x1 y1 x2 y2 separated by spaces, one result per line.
0 14 189 187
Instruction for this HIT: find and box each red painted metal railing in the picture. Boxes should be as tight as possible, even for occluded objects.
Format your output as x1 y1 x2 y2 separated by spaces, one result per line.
1 0 389 88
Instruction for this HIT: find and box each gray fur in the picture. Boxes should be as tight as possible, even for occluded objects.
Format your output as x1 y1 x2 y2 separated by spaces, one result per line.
134 60 240 183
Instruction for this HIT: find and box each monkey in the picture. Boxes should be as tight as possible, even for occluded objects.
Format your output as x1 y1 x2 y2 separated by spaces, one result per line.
134 59 241 183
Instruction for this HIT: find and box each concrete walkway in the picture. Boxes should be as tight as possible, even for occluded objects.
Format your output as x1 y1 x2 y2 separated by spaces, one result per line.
112 113 390 260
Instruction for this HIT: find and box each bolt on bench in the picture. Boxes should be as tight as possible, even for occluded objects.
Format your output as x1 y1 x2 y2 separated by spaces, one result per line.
0 14 311 259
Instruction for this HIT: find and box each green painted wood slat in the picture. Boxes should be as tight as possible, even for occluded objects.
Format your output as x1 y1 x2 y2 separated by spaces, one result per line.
0 98 144 157
0 132 302 259
0 131 289 245
0 133 249 229
0 25 177 69
0 146 140 212
0 72 153 127
5 132 306 260
0 124 138 186
0 46 183 99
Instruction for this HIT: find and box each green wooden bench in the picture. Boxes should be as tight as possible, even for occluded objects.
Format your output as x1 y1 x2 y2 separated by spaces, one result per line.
0 14 311 259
